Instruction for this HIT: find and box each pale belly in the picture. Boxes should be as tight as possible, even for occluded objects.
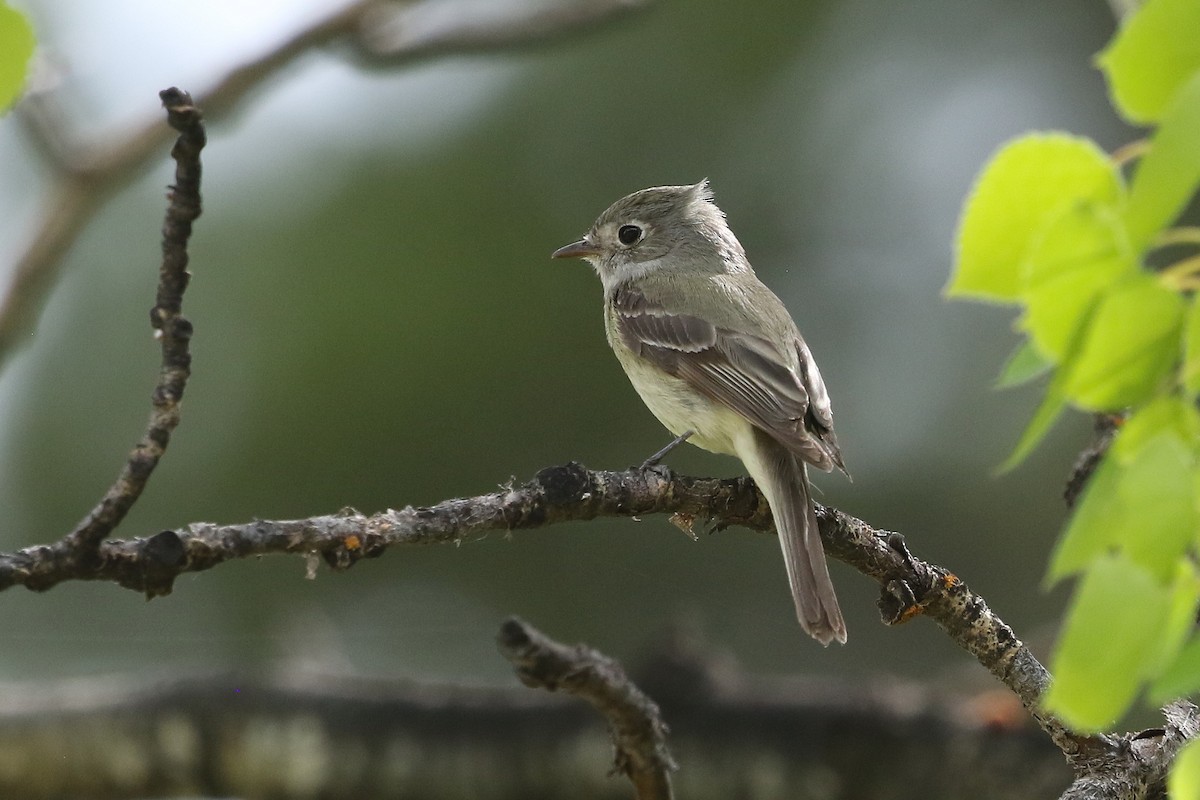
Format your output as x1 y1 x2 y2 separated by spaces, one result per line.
614 347 746 458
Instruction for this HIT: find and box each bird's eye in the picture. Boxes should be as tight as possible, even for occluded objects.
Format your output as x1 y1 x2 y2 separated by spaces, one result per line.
617 224 643 246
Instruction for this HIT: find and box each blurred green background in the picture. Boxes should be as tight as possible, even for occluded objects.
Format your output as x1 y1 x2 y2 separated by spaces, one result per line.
0 0 1126 686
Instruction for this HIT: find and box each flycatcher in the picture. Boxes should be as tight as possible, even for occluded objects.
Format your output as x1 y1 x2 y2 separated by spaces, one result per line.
552 181 848 645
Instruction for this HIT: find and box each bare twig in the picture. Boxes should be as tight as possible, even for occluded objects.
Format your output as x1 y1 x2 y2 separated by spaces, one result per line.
498 617 675 800
63 88 203 556
358 0 650 62
1064 413 1123 508
0 0 649 369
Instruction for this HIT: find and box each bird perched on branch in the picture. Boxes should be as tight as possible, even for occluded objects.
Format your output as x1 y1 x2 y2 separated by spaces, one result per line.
553 181 848 645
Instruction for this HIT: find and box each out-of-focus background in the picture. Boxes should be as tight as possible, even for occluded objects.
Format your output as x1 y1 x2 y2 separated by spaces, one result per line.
0 0 1126 686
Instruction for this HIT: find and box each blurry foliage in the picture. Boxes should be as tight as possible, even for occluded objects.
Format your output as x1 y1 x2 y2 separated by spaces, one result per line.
948 0 1200 734
0 2 33 113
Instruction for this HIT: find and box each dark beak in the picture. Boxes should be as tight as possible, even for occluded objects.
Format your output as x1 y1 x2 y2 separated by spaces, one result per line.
551 239 601 260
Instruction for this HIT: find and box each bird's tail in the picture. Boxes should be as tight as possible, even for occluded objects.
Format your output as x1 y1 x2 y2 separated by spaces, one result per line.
743 431 847 645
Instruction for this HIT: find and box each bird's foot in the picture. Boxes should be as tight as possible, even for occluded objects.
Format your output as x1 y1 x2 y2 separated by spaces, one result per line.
639 430 694 470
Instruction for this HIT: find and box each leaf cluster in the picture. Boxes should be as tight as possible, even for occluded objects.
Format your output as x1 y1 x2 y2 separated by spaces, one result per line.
948 0 1200 747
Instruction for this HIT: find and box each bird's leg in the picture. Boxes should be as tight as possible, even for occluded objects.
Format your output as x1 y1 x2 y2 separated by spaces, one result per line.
640 430 694 470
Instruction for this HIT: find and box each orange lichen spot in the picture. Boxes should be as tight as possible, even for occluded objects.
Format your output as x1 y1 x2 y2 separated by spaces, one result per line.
344 534 362 551
942 573 961 589
897 604 924 623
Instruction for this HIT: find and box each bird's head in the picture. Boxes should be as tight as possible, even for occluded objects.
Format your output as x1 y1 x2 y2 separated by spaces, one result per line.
551 180 746 289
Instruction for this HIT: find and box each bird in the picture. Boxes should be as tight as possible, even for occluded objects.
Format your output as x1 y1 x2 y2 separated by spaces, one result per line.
551 180 848 645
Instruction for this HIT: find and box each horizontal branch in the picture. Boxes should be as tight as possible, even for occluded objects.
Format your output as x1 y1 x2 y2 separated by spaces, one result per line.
0 464 761 596
0 461 1088 751
0 643 1066 800
7 457 1190 793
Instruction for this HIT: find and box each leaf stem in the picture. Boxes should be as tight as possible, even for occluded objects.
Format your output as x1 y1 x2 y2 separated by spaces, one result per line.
1159 254 1200 291
1111 138 1150 167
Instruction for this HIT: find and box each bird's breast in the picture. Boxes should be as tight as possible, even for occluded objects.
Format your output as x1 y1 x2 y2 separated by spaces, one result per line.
607 336 745 458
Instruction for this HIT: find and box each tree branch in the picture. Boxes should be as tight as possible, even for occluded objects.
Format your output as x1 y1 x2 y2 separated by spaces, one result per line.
499 617 675 800
4 431 1188 795
1 0 649 369
1063 413 1123 508
0 461 1096 755
60 88 203 556
356 0 651 63
0 648 1067 800
1060 701 1199 800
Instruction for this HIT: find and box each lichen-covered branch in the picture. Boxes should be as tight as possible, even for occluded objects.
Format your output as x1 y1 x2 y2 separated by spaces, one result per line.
0 465 761 595
0 461 1088 754
498 617 676 800
1059 701 1199 800
5 449 1193 793
807 503 1104 760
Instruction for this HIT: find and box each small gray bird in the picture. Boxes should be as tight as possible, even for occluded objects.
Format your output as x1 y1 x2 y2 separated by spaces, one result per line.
552 181 848 645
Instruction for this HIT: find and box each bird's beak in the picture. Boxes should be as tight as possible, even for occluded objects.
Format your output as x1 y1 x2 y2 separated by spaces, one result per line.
551 238 601 260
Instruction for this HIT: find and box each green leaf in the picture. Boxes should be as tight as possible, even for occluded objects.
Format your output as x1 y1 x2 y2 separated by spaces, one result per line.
0 2 35 113
1020 201 1134 362
995 339 1053 389
1116 432 1196 581
997 374 1066 473
1098 0 1200 124
1144 561 1200 680
1044 554 1170 730
1182 294 1200 397
1125 71 1200 250
1168 739 1200 799
949 134 1123 303
1063 274 1185 410
1152 633 1200 702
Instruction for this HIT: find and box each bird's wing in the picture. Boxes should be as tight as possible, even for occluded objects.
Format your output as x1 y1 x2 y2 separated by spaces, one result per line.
611 285 843 472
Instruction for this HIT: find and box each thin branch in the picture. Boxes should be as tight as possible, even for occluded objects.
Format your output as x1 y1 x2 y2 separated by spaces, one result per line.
810 503 1107 762
357 0 651 62
498 617 675 800
0 0 649 369
1064 413 1123 508
63 88 203 554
